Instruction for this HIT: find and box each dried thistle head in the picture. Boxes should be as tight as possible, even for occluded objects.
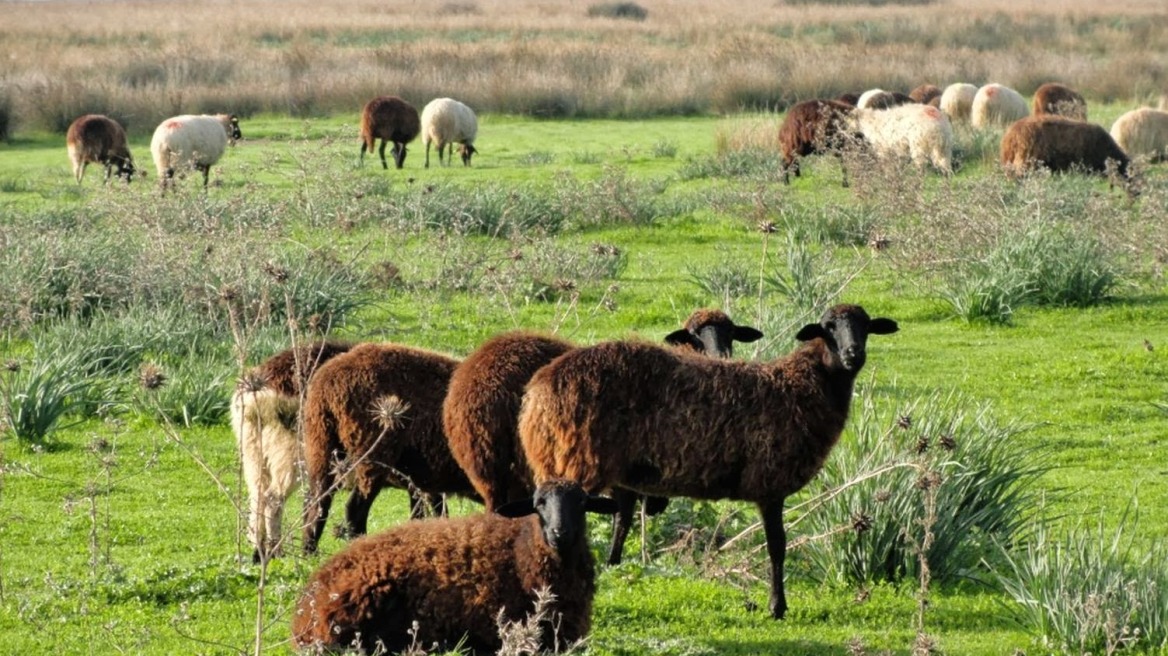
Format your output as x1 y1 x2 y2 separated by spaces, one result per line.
915 471 942 491
139 363 167 391
218 285 239 303
874 489 891 503
851 512 874 534
757 220 777 234
939 433 957 451
263 261 290 283
371 395 411 431
3 359 20 373
897 414 913 430
914 436 930 455
237 369 268 393
591 243 621 257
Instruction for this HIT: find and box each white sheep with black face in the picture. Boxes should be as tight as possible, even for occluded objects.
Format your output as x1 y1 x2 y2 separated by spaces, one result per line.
150 113 241 191
421 97 478 168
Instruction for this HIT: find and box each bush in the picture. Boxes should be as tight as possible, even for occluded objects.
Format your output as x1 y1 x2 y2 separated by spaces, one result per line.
0 354 92 449
586 2 648 21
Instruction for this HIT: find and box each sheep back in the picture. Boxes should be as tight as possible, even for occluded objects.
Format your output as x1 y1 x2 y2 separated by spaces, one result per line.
939 83 978 123
257 340 355 397
150 114 238 180
1001 114 1130 179
65 114 135 183
971 83 1029 129
421 97 479 167
1110 108 1168 163
1032 82 1088 120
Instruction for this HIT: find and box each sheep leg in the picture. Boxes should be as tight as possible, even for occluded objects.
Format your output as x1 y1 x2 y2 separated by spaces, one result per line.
425 140 432 168
392 142 407 169
760 501 788 619
378 140 389 169
605 488 638 566
341 485 382 538
302 483 335 555
198 163 211 189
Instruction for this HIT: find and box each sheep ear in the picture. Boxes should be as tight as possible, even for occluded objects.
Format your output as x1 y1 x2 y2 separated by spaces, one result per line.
869 318 899 335
585 496 620 515
495 499 536 518
795 323 827 342
663 329 701 349
733 326 764 343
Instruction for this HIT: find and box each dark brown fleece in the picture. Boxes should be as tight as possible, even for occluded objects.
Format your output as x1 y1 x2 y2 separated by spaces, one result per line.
256 340 355 398
359 95 421 169
66 114 135 183
909 84 942 106
1032 82 1087 121
778 99 858 185
1000 114 1130 181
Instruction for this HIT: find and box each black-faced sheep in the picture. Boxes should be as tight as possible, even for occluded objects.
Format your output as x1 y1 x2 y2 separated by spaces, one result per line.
1000 114 1132 189
517 304 898 620
231 340 355 562
291 479 618 655
1032 82 1088 121
857 89 898 110
150 113 241 191
852 103 954 174
909 84 942 107
358 96 420 170
300 343 479 554
939 82 978 123
778 99 860 187
421 97 478 168
971 83 1029 129
65 114 136 184
1110 107 1168 163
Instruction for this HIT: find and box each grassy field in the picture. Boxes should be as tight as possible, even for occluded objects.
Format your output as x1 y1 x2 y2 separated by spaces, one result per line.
3 1 1168 655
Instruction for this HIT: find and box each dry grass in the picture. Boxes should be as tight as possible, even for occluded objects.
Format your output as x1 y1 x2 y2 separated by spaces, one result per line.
2 0 1167 133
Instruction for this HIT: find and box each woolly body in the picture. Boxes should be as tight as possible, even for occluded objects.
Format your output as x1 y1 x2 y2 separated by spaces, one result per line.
1110 107 1168 163
150 113 240 190
938 83 978 123
853 103 954 174
65 114 135 183
359 95 420 169
970 83 1029 129
1032 82 1087 121
421 97 478 167
778 99 858 186
1001 114 1130 180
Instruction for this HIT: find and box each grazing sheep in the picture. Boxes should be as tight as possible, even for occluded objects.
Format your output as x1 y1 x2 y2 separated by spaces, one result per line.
938 83 978 123
65 114 136 183
150 113 241 191
970 83 1029 129
909 84 942 106
1110 107 1168 163
1032 82 1088 121
301 343 478 554
291 479 619 655
421 97 478 168
778 99 861 186
231 340 355 562
852 103 954 174
1001 114 1132 188
442 309 762 565
517 304 898 620
857 89 898 110
359 95 420 170
833 92 861 107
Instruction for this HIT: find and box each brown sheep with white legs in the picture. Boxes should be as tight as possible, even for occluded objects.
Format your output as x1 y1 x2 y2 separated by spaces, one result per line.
231 340 354 562
1001 115 1133 192
291 479 618 655
441 309 762 565
300 343 479 554
1032 82 1088 121
66 114 137 184
359 96 420 170
778 99 861 187
518 304 898 620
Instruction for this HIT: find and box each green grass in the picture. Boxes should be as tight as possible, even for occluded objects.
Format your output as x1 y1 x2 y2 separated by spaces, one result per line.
1 110 1167 655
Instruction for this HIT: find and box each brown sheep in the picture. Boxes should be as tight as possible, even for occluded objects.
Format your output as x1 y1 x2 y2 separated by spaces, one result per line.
1032 82 1087 121
65 114 136 183
517 304 898 620
231 340 354 562
833 92 861 107
1000 114 1132 191
778 99 861 187
300 343 479 554
441 309 763 566
909 84 942 106
359 95 421 170
291 479 618 655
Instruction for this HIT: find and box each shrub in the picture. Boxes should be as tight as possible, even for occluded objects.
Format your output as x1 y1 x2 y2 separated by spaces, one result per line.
586 2 648 21
0 354 92 449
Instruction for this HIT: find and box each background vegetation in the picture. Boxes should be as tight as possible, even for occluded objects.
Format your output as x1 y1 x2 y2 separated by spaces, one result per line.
2 0 1167 655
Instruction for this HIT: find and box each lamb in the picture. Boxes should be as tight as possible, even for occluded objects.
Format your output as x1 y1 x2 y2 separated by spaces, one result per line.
1032 82 1088 121
909 84 943 107
778 99 861 186
517 304 898 620
301 342 479 554
65 114 136 183
970 83 1029 129
231 340 355 562
420 97 478 168
1110 107 1168 163
441 309 763 565
292 479 618 655
359 95 421 170
1000 114 1132 188
938 82 978 123
150 113 241 191
852 103 954 174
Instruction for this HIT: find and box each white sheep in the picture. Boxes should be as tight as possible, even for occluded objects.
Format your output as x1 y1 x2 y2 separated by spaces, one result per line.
1110 108 1168 163
939 83 978 123
150 113 241 191
420 97 478 168
853 103 954 174
970 83 1028 129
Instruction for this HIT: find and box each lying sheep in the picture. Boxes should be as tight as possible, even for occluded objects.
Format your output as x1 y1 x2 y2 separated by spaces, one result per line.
150 113 241 191
65 114 136 183
909 84 943 107
1001 114 1132 189
852 103 954 174
421 97 478 168
359 95 420 170
301 343 478 554
291 479 618 655
518 304 898 620
939 82 978 123
1032 82 1088 121
231 340 354 562
778 99 861 186
1110 107 1168 163
971 83 1029 129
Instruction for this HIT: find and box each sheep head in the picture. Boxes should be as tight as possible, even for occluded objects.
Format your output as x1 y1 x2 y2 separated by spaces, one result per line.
795 304 898 372
497 479 618 553
459 143 477 166
665 309 763 358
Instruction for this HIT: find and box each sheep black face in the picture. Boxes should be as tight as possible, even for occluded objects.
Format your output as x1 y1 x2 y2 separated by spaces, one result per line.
113 156 136 183
227 116 242 144
795 304 898 372
664 311 764 358
497 480 618 553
